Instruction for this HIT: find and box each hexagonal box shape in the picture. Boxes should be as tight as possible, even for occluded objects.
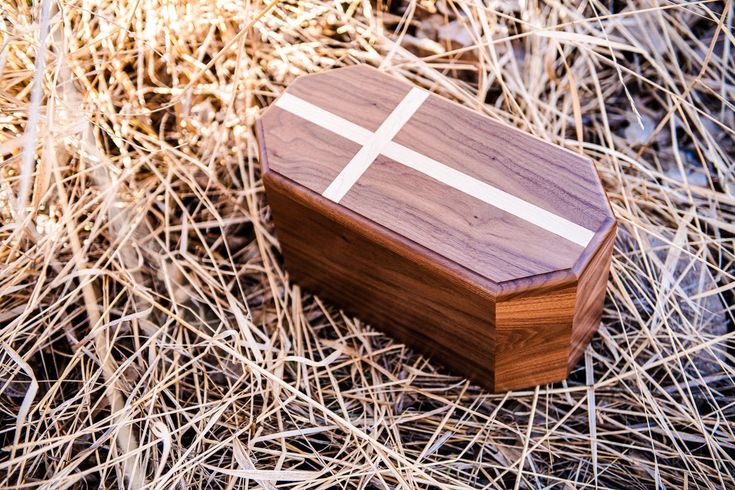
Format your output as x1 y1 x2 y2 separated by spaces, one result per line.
257 65 616 392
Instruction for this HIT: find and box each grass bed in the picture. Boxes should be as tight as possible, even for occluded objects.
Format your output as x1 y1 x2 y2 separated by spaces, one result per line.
0 0 733 488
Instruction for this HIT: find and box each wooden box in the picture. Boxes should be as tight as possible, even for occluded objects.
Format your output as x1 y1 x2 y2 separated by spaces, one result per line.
257 66 616 392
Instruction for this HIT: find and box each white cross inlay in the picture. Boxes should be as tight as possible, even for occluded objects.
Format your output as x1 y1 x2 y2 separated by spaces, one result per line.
274 89 595 248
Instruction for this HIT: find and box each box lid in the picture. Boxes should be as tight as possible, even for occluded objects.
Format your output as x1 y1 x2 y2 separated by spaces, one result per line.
258 65 614 287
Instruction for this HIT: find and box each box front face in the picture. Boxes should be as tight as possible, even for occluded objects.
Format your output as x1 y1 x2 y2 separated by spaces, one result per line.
569 224 617 369
264 172 497 388
495 286 577 391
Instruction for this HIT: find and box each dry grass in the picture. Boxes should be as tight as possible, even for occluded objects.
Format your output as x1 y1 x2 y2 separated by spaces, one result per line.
1 0 734 488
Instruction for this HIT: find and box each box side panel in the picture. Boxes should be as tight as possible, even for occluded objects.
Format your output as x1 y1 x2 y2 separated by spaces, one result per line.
568 224 616 370
495 285 577 391
264 172 497 389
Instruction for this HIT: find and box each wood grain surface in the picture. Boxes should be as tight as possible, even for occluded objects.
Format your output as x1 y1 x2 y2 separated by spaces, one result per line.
495 284 577 391
263 169 498 389
258 65 617 391
392 94 611 233
569 223 617 369
341 155 583 283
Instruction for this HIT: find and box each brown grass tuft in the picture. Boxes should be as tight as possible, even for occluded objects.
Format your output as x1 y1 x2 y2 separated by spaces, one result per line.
1 0 733 488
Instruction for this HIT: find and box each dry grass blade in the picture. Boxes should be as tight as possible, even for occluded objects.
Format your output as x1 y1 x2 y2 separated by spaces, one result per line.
0 0 733 488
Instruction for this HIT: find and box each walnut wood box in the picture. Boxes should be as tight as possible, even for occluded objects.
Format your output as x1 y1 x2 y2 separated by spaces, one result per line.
257 66 615 392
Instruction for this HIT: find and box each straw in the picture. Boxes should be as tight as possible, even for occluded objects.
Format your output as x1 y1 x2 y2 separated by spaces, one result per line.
0 0 733 488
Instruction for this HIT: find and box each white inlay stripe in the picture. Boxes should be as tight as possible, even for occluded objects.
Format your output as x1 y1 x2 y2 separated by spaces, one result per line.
382 143 594 247
322 88 429 202
275 93 372 145
272 92 595 247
